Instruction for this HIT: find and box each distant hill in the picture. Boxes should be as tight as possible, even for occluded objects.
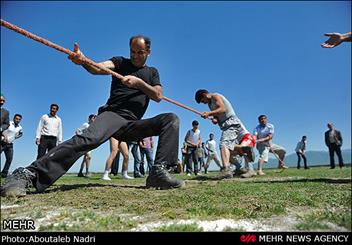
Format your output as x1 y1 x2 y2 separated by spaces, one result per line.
266 149 351 168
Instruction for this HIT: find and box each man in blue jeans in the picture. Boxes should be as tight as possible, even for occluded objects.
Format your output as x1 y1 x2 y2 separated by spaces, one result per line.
1 35 184 197
129 141 144 178
140 136 154 175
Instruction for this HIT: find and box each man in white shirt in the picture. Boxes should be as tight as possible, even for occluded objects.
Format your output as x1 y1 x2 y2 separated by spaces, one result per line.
36 104 62 159
76 114 96 177
1 114 23 177
184 120 201 176
204 133 222 174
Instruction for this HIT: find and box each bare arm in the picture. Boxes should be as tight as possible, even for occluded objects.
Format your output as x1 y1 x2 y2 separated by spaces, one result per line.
321 32 352 48
201 94 225 119
256 134 273 143
82 60 116 75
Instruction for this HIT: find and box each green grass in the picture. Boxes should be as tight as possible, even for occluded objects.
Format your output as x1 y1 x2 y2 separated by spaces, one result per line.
156 223 203 232
296 208 351 231
1 166 351 231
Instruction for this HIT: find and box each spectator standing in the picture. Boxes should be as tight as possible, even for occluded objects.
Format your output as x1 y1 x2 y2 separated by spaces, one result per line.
35 104 62 159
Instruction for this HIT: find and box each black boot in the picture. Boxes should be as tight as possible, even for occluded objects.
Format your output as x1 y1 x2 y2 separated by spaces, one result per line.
146 164 185 189
0 167 36 197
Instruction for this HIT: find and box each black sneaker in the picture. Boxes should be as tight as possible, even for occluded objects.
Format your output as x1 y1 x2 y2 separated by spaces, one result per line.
146 164 185 189
0 167 36 197
1 172 8 178
242 146 255 162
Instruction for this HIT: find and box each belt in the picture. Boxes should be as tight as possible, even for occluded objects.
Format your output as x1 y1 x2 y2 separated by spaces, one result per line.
41 135 57 139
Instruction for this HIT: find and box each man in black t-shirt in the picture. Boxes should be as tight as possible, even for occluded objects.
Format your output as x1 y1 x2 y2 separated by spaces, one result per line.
1 35 184 197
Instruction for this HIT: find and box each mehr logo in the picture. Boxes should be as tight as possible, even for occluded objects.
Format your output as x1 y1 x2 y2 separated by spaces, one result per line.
240 234 257 243
2 219 35 230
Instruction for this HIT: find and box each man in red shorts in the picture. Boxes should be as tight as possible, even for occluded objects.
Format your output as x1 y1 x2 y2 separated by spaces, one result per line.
195 89 256 179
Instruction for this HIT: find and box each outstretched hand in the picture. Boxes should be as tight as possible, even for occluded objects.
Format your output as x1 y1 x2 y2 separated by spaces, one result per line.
321 33 344 48
68 42 85 64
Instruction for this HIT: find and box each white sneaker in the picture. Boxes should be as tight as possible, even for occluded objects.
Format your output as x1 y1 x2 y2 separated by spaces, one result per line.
187 173 191 177
101 174 111 181
122 174 134 179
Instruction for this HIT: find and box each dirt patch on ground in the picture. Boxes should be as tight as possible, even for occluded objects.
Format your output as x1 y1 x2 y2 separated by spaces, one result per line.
3 205 347 232
130 213 349 232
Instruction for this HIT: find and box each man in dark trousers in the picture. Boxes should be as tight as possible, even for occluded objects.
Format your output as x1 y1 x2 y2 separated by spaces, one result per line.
1 114 23 177
35 104 62 159
0 93 10 143
324 123 344 169
1 35 184 197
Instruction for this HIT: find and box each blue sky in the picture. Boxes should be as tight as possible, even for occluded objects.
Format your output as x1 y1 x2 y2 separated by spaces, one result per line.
1 1 351 173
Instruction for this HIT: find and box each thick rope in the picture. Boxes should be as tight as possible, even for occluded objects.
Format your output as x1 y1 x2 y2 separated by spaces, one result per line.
0 19 203 116
162 97 202 116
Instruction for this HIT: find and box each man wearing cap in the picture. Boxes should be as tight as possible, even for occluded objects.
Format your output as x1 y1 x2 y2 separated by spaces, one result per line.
195 89 256 179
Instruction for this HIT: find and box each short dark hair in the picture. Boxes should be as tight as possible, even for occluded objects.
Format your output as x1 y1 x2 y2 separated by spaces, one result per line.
88 114 96 120
210 133 214 137
195 89 209 103
192 120 199 126
258 115 267 121
14 114 22 119
51 103 59 110
129 35 151 50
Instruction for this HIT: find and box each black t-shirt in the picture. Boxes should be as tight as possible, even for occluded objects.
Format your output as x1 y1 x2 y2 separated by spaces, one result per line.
99 56 161 120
